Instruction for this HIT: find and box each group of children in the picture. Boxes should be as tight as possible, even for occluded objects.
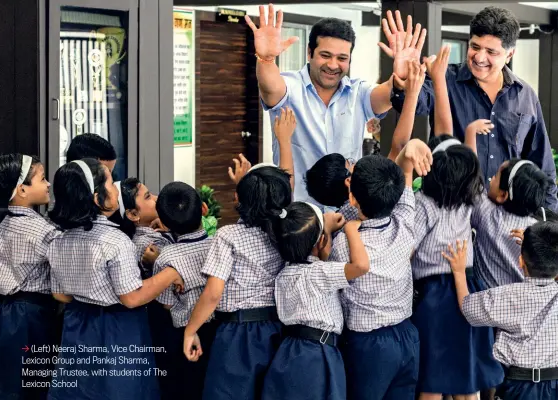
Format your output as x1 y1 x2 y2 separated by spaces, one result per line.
1 48 558 400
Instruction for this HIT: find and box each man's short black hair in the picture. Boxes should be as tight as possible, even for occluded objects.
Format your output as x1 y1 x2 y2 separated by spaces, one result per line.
156 182 202 236
469 7 520 49
305 153 349 208
350 155 405 219
309 18 356 57
66 133 117 162
521 222 558 279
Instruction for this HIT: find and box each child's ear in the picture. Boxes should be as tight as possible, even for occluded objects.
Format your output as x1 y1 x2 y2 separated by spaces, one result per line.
125 209 141 223
345 177 351 189
495 190 509 205
519 255 529 277
93 193 101 208
349 191 358 208
201 202 209 217
234 192 239 205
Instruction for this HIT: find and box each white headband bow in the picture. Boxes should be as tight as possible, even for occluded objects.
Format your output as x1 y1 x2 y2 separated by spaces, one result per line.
71 160 95 194
9 155 33 201
114 181 125 218
508 160 534 201
432 138 462 155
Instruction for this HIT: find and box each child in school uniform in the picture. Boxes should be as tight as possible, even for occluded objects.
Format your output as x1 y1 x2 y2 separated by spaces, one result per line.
262 202 369 400
46 158 184 400
183 163 292 400
66 132 117 173
444 222 558 400
152 181 217 400
0 154 60 399
330 138 433 400
463 121 551 288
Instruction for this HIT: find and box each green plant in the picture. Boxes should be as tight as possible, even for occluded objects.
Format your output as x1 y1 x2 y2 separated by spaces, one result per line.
412 177 422 193
198 185 221 236
552 149 558 183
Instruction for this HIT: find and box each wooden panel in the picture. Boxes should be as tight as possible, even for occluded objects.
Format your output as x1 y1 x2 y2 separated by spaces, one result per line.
197 19 254 226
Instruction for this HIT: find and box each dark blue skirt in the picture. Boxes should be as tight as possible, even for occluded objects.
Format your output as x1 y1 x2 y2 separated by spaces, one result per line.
496 378 558 399
47 300 160 400
342 319 419 400
262 336 346 400
202 320 282 400
0 292 60 400
412 272 504 394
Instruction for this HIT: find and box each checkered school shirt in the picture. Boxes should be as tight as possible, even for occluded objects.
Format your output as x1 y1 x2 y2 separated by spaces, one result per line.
0 207 60 295
338 201 359 222
275 256 348 335
463 277 558 368
155 230 213 328
201 221 285 312
330 187 415 332
412 192 474 280
133 226 174 276
472 194 535 288
48 216 143 306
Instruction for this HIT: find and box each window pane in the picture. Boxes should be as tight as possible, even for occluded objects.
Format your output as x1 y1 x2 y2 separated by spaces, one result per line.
442 39 466 64
279 26 307 72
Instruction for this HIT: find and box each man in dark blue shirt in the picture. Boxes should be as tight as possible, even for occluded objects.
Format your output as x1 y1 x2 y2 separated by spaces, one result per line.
387 7 557 210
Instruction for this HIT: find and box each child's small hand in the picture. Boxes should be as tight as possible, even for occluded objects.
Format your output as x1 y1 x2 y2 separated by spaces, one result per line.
403 139 433 177
274 107 296 143
511 229 525 246
466 119 494 135
392 60 426 95
344 220 362 233
184 332 203 362
442 240 468 274
142 244 160 266
424 45 450 82
172 270 185 293
150 218 169 232
228 153 252 185
324 212 345 234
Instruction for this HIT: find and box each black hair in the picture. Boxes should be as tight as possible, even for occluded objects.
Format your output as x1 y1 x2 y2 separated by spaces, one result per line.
305 153 349 207
309 18 356 57
0 154 42 223
521 222 558 279
66 133 117 162
156 181 202 236
274 202 323 263
48 158 111 231
469 7 520 50
236 166 292 243
422 134 483 209
497 159 549 217
108 177 141 238
351 155 405 219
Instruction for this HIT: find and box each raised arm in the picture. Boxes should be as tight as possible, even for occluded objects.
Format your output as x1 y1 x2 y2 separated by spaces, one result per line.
395 138 433 187
388 58 426 161
424 46 452 136
273 107 296 189
464 119 494 155
245 5 298 108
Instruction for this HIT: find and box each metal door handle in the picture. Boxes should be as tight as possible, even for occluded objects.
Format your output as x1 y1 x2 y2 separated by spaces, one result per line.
241 131 252 138
52 99 60 121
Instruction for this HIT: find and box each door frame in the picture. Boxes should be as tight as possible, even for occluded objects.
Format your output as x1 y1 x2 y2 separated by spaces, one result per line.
47 0 139 183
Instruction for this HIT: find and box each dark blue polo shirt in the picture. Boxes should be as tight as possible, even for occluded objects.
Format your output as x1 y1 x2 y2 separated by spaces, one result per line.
391 63 557 211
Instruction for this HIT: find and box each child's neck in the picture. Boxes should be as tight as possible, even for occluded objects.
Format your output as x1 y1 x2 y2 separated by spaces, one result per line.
9 200 34 209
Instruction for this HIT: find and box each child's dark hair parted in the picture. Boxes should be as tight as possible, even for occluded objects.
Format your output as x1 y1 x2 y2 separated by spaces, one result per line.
305 153 349 207
351 155 405 219
497 159 549 217
274 202 323 263
521 222 558 279
66 133 116 163
109 177 141 238
469 7 520 50
236 166 292 243
156 181 203 236
423 134 483 209
0 153 42 221
309 18 356 57
49 158 112 230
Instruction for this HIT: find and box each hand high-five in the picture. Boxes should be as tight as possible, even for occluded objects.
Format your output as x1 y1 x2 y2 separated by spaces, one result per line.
245 4 299 61
378 10 427 79
424 45 451 82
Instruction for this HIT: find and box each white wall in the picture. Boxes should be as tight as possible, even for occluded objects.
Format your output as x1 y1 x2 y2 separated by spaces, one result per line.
513 39 539 94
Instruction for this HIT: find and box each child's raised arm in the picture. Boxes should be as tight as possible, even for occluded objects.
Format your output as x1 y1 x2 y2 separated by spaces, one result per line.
465 119 494 155
274 107 296 189
424 46 452 136
395 138 433 187
388 60 426 161
343 220 370 280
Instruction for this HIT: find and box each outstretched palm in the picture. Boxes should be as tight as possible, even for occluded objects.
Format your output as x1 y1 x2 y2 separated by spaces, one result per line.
245 4 298 60
378 10 426 79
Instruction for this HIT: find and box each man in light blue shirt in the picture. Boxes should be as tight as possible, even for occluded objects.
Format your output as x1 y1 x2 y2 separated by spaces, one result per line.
246 5 425 202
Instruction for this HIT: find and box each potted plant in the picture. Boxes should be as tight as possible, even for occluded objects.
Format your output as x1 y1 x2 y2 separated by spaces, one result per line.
198 185 221 236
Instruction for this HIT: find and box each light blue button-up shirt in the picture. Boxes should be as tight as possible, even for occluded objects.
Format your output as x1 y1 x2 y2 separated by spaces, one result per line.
263 64 380 203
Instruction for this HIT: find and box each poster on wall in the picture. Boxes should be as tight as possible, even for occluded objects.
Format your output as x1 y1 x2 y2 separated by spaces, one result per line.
173 10 193 147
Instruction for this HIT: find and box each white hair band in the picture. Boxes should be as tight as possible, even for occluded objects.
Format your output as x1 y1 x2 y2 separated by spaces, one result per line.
72 160 95 194
114 181 125 218
432 138 462 155
279 209 288 219
9 155 33 201
541 207 546 222
247 162 278 173
508 160 534 201
304 202 325 246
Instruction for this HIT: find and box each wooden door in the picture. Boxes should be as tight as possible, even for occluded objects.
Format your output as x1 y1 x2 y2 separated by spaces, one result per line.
195 12 261 226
